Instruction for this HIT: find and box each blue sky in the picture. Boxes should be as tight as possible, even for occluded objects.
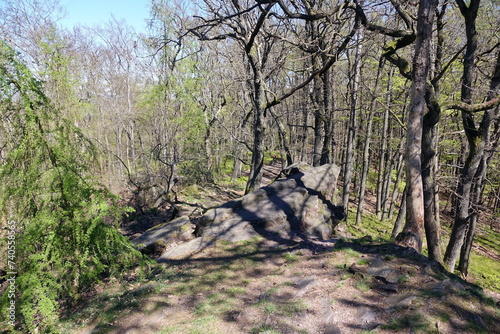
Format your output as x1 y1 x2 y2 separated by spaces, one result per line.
60 0 151 32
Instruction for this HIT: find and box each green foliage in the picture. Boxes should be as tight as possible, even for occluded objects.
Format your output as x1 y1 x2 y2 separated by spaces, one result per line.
0 40 146 332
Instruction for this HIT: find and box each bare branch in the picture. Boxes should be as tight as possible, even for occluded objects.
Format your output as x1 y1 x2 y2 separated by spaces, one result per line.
266 6 360 108
268 0 346 21
432 44 466 85
445 96 500 114
389 0 416 28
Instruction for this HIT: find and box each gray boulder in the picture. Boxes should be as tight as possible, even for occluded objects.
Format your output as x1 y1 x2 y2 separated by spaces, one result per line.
196 163 344 242
132 216 194 254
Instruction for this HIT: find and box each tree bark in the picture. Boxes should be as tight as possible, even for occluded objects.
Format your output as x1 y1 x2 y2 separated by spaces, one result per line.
376 67 393 218
356 57 383 226
420 1 448 262
388 145 405 220
245 73 266 193
444 0 482 272
398 0 437 252
342 27 364 211
320 63 335 165
451 47 500 274
422 86 442 261
392 186 407 240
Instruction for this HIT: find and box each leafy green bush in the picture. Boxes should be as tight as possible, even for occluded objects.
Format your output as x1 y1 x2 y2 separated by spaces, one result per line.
0 40 147 333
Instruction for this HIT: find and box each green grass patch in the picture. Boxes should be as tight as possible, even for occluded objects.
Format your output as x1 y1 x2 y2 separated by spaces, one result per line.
468 252 500 293
475 228 500 254
397 275 410 283
283 252 300 263
195 293 240 316
264 303 276 314
355 279 371 292
342 247 362 260
159 315 219 334
278 299 308 317
357 257 371 265
250 324 282 334
345 210 393 242
382 312 431 332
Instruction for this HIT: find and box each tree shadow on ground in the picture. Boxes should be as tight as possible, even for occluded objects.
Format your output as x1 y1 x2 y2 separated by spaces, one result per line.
332 239 499 333
64 236 499 334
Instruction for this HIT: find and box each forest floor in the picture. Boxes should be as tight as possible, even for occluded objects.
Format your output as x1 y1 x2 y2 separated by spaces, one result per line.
59 162 500 334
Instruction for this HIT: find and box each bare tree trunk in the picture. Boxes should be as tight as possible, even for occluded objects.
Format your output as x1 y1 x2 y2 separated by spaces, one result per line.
422 89 442 261
311 63 324 167
268 107 294 166
300 102 309 162
356 57 382 226
376 67 394 218
342 27 364 212
231 154 242 181
392 187 407 240
246 75 266 194
444 0 493 273
313 106 323 166
458 155 485 275
388 146 405 220
380 139 394 221
398 0 437 252
458 94 500 276
321 64 335 165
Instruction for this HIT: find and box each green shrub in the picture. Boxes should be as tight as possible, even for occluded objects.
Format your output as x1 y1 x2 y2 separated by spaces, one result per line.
0 40 147 333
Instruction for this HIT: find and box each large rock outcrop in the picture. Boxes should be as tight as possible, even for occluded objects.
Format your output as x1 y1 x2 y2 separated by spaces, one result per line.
195 163 344 242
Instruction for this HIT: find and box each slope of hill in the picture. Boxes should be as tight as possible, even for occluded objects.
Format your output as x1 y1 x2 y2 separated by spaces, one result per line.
62 234 499 334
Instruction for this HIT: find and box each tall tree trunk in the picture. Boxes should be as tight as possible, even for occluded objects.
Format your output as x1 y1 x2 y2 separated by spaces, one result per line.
444 0 481 271
388 146 405 220
420 1 448 261
231 153 242 182
268 107 294 166
313 106 323 166
422 87 442 261
245 79 266 194
380 137 394 221
356 57 383 226
376 67 394 218
451 48 500 274
301 102 309 162
392 186 407 240
458 153 486 275
398 0 437 252
342 27 364 211
321 64 335 165
310 53 326 167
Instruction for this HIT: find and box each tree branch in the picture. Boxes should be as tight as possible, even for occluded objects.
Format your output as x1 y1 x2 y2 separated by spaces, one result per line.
266 6 359 108
432 44 466 85
445 96 500 114
246 3 275 53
